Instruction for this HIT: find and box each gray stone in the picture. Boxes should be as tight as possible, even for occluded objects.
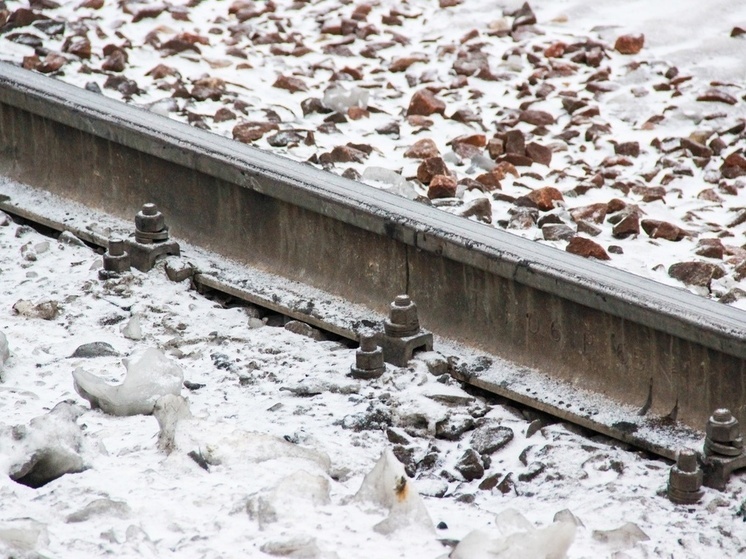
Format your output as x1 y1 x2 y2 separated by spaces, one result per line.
470 424 514 454
284 320 326 341
70 342 120 358
414 351 449 376
542 223 575 241
165 258 194 282
58 231 86 247
435 416 475 441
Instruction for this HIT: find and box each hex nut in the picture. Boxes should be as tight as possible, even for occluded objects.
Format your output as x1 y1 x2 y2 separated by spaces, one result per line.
384 294 420 337
135 203 166 233
706 408 741 443
669 467 703 493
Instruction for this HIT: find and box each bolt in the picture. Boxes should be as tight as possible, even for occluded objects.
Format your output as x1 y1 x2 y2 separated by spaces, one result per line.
142 203 158 216
102 236 130 274
394 294 411 307
706 408 741 444
135 202 169 243
360 334 377 352
677 448 698 473
667 448 704 505
350 333 385 380
385 294 420 338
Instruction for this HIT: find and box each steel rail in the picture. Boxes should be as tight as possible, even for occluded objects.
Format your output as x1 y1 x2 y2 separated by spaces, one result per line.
0 62 744 440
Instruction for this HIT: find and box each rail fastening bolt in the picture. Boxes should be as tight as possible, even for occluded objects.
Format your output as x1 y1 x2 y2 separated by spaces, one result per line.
102 236 131 273
384 294 420 338
360 334 377 353
706 408 741 444
667 448 704 505
108 238 124 257
135 203 166 234
350 333 385 380
677 449 698 473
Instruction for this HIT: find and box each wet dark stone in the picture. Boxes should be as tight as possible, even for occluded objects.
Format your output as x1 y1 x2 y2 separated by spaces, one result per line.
518 461 546 482
456 448 484 481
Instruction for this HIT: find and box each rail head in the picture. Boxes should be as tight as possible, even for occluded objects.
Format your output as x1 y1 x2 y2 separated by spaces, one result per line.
0 61 745 358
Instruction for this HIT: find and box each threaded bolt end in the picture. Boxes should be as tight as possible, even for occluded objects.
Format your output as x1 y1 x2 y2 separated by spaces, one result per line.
142 203 158 216
108 238 124 256
394 294 411 307
713 408 733 423
360 334 377 352
676 449 698 473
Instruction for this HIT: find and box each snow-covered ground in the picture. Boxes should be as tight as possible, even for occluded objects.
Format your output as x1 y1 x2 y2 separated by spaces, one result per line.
2 1 746 557
1 203 745 557
2 0 746 306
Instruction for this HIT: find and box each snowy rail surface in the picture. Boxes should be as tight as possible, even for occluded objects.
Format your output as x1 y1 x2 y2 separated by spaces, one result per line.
1 61 745 444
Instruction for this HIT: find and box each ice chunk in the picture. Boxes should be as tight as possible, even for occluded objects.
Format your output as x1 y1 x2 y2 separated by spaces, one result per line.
470 153 497 172
495 508 537 535
152 393 194 452
322 85 369 113
121 315 143 340
361 167 419 200
259 536 324 558
73 347 183 416
0 519 49 552
12 299 60 320
3 401 87 487
66 498 132 523
0 331 8 373
247 470 331 528
153 395 331 472
553 509 584 527
592 522 650 551
450 508 576 559
146 97 179 116
354 448 433 535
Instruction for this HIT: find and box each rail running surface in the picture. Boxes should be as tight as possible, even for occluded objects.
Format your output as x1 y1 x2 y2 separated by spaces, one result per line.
1 62 744 448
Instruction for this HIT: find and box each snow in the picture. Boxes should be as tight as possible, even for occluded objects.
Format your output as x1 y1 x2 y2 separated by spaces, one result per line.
0 204 745 557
